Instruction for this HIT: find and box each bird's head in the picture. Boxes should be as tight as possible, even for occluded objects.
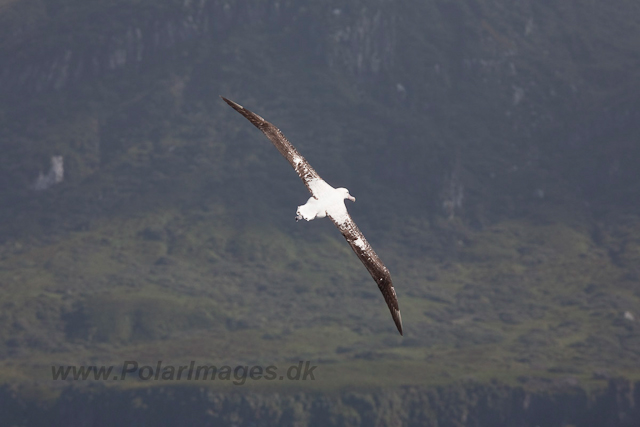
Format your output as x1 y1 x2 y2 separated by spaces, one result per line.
338 187 356 202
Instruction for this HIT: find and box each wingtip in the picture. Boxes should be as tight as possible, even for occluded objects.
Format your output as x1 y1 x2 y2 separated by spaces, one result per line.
221 96 243 110
395 310 403 336
221 97 268 125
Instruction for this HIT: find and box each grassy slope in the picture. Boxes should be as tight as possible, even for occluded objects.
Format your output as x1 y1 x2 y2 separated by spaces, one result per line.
2 204 639 390
0 0 639 395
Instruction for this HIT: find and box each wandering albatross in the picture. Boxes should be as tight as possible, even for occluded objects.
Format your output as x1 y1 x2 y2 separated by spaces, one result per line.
222 97 403 335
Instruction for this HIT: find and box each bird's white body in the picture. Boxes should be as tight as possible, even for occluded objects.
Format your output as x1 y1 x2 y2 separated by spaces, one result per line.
296 179 355 223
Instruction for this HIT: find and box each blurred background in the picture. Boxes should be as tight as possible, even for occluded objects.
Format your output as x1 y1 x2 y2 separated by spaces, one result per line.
1 0 640 425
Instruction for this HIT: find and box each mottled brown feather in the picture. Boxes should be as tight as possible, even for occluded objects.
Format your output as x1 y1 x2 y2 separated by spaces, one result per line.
221 97 321 196
328 213 403 335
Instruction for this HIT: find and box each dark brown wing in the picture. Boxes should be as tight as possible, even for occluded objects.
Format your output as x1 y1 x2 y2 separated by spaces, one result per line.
328 212 403 335
222 97 321 196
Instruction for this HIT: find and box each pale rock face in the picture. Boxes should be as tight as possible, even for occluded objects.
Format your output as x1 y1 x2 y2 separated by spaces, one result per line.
33 155 64 191
51 156 64 183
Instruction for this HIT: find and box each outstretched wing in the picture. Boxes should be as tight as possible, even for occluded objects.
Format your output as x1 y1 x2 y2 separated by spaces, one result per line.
328 212 403 335
222 97 322 196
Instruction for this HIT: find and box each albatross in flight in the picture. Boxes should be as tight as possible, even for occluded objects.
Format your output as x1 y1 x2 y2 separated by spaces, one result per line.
222 97 403 335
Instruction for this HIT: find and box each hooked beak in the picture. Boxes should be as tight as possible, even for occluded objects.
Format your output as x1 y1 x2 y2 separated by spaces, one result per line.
348 195 356 202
